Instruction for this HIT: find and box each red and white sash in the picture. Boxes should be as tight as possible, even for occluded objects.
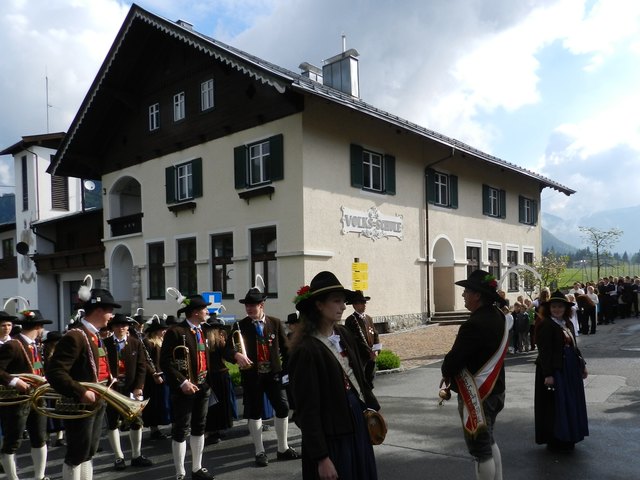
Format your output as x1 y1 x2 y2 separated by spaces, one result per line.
455 316 508 437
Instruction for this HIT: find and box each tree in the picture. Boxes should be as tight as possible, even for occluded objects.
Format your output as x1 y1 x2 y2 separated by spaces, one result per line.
578 226 623 280
521 251 569 294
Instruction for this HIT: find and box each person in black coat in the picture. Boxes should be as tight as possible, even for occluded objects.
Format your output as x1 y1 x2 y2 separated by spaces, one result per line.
232 288 299 467
160 294 215 480
289 271 380 480
441 270 508 480
534 290 589 452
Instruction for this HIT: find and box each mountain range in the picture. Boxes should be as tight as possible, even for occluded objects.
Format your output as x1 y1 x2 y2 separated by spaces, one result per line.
542 207 640 256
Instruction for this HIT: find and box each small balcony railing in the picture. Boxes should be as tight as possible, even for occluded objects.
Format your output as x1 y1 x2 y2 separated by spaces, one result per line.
33 245 105 274
107 212 143 237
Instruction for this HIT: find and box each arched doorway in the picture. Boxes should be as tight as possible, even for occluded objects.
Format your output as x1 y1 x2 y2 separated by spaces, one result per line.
110 244 133 314
432 236 455 311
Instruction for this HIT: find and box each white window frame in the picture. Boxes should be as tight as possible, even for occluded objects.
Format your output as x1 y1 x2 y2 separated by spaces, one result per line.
201 79 214 111
173 91 185 121
148 103 160 131
176 162 193 201
248 140 270 186
363 150 384 192
434 171 449 206
522 197 533 224
489 187 500 216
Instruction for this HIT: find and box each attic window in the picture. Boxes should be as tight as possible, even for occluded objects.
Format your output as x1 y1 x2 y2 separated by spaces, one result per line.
201 79 214 111
149 103 160 131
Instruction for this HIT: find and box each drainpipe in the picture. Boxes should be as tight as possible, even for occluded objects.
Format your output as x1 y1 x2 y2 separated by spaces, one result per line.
424 147 456 321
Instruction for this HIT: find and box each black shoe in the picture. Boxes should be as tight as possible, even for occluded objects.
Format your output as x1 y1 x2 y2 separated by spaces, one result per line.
131 455 153 467
205 434 220 445
255 452 269 467
277 447 300 460
150 430 169 440
114 458 127 470
192 467 215 479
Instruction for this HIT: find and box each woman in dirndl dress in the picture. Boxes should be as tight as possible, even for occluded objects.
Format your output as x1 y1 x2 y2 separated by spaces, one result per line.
141 316 171 438
534 290 589 452
289 271 379 480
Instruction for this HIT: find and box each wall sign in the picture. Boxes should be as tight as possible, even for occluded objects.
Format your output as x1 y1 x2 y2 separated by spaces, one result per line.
340 206 403 241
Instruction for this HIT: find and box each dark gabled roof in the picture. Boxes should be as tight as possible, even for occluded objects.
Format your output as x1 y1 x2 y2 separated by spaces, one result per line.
0 132 66 156
49 3 574 196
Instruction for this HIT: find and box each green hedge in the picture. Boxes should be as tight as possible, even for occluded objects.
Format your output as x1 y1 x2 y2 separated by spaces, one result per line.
376 349 401 370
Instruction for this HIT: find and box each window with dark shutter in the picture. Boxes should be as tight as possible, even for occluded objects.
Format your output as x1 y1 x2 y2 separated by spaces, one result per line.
234 134 284 191
165 158 203 205
350 143 396 195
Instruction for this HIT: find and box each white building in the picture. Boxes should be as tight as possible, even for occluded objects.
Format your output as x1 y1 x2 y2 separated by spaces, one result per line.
46 5 573 328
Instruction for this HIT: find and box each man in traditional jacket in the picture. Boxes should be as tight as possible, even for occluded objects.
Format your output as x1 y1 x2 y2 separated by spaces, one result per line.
46 285 120 480
441 270 508 480
0 307 51 480
345 290 380 388
103 314 151 470
234 288 299 467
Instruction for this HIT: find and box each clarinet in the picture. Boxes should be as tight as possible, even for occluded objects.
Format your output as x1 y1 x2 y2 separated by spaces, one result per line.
129 327 157 376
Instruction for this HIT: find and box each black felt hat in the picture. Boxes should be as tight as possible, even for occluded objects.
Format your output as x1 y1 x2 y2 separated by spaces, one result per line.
81 288 122 310
545 290 575 307
0 311 17 323
144 315 169 333
347 290 370 305
15 309 53 327
286 312 300 325
43 330 63 344
239 288 267 305
454 269 502 303
294 271 354 312
177 295 211 316
108 313 135 328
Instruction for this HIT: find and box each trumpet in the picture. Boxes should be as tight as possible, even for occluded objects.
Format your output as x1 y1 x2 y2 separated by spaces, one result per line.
172 335 194 383
30 382 148 421
0 374 48 406
231 328 252 370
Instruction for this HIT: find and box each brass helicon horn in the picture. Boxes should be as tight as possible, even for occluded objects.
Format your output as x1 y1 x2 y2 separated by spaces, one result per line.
0 373 47 406
30 381 149 421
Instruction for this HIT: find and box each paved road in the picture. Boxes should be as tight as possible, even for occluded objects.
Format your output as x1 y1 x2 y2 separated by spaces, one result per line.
11 317 640 479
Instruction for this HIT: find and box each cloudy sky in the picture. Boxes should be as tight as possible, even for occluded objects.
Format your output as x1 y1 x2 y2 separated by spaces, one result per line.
1 0 639 228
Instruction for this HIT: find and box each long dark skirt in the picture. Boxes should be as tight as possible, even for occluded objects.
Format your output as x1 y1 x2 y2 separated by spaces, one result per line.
205 369 234 432
142 376 171 427
535 345 589 446
301 390 377 480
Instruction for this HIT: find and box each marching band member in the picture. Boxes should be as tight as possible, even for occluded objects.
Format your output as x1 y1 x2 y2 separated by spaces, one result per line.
204 316 235 445
0 312 13 345
103 314 152 470
234 287 299 467
141 315 171 440
0 303 52 480
46 280 120 480
160 293 215 480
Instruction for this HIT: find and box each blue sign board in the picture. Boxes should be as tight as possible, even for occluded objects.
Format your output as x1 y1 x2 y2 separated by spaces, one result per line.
202 291 223 314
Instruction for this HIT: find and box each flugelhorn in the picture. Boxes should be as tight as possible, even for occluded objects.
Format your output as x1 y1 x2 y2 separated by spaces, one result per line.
0 373 47 406
231 324 252 370
172 335 194 383
30 382 148 421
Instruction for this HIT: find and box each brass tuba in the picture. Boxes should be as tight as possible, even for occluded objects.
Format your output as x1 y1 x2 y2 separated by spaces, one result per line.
30 382 149 421
172 335 193 383
0 373 47 406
